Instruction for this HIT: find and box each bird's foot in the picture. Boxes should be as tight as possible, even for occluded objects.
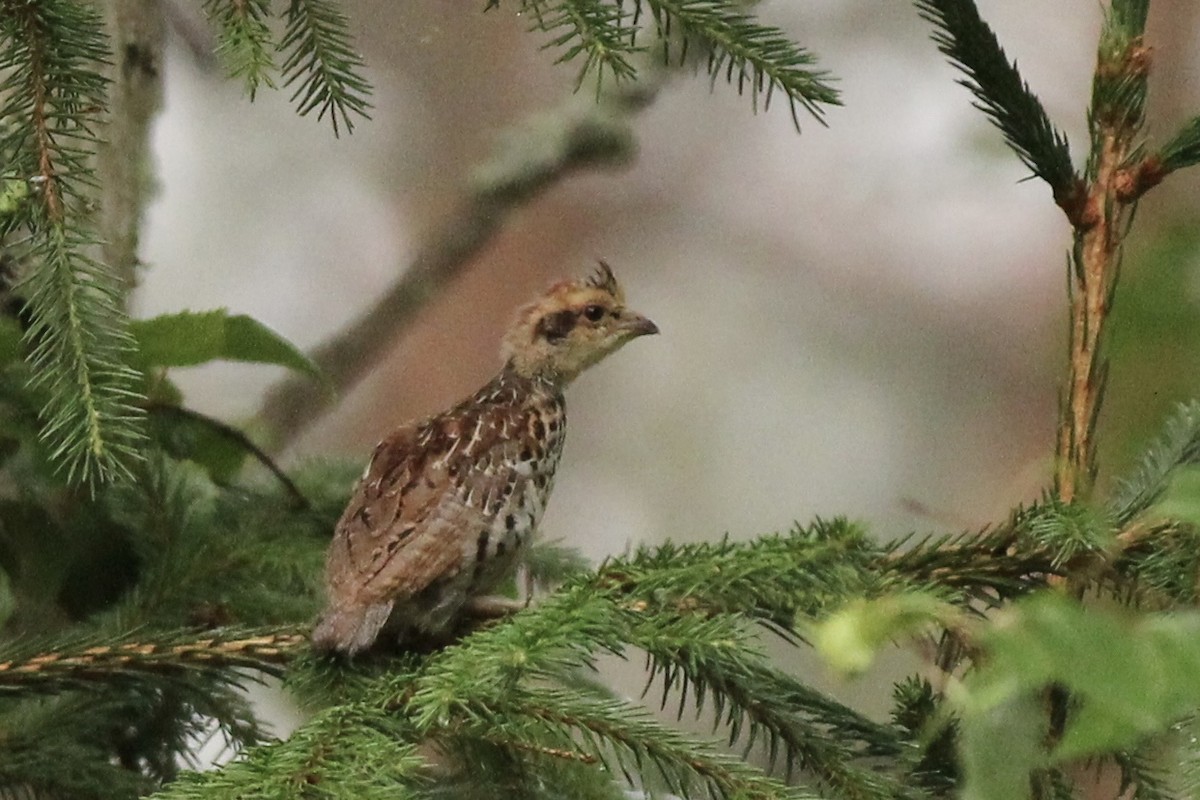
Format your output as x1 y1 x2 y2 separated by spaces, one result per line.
463 594 527 619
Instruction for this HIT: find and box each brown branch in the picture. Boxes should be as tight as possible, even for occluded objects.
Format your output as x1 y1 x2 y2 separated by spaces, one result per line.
253 75 661 452
0 629 308 693
16 6 64 224
483 735 599 765
97 0 166 293
1056 47 1149 504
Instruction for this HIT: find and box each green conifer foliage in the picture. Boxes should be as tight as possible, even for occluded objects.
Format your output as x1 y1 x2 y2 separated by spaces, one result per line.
4 1 1200 799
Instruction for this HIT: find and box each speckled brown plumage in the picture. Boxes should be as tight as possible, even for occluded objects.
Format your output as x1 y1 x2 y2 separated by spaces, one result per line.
312 263 657 655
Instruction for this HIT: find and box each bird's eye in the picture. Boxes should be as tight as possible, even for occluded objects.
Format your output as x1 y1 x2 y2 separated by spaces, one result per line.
582 305 605 322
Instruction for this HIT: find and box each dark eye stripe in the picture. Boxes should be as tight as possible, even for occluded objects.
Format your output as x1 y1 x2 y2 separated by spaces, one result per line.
535 309 576 342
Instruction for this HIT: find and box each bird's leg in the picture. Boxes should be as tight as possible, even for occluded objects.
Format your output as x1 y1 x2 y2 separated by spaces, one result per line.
463 594 526 619
516 562 535 607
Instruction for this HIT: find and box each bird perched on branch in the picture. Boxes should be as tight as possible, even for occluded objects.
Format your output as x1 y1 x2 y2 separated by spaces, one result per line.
312 263 658 655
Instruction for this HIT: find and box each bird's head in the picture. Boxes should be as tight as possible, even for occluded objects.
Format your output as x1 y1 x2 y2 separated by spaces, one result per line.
501 262 659 384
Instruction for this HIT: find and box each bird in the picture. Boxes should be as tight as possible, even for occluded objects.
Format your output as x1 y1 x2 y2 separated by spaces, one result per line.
312 262 658 655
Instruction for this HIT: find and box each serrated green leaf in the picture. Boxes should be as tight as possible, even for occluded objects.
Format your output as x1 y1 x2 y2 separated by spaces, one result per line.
958 692 1045 800
222 313 322 379
147 407 248 483
812 591 961 677
131 309 322 380
955 593 1200 771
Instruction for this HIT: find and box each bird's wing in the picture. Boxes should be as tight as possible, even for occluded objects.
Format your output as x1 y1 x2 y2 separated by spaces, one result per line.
324 405 531 609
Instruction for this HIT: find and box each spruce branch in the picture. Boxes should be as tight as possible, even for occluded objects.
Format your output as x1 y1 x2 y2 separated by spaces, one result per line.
0 694 157 800
879 523 1058 603
639 0 839 127
1112 522 1200 607
1157 116 1200 175
145 402 310 509
516 0 641 90
150 704 426 800
1013 498 1111 570
401 587 623 731
202 0 276 100
0 671 270 795
447 686 811 800
429 735 626 800
1126 112 1200 198
913 0 1082 220
20 229 146 485
891 677 958 796
0 629 306 697
1090 0 1150 134
1108 400 1200 526
595 519 878 626
493 0 840 128
1 0 148 485
1112 749 1176 800
98 453 328 629
626 611 911 799
1057 0 1152 503
278 0 372 136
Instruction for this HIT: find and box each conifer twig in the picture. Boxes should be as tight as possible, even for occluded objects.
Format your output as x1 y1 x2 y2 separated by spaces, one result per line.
1156 115 1200 175
450 687 806 800
914 0 1083 219
629 617 908 798
491 0 839 127
279 0 372 135
202 0 275 99
0 630 307 695
641 0 839 126
1057 4 1150 502
1108 400 1200 525
0 0 149 485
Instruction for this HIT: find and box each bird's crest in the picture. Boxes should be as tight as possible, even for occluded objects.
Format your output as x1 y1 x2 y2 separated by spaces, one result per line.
585 260 620 297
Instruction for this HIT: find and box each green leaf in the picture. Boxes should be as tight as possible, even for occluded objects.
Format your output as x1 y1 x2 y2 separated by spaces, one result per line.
955 594 1200 769
958 692 1045 800
811 592 961 677
131 309 322 380
147 407 249 483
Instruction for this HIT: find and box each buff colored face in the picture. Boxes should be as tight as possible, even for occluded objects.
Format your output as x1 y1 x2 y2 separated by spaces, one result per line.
502 270 658 382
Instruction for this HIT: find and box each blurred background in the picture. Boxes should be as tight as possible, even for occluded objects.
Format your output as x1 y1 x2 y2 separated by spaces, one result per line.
134 0 1200 721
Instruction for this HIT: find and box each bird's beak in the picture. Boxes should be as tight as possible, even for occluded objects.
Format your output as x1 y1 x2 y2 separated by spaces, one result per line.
620 313 659 338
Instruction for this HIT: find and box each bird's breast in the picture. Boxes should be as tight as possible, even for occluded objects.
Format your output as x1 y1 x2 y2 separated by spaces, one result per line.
461 395 566 590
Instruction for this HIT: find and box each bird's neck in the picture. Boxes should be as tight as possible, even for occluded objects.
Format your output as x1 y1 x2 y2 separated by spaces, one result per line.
500 359 570 391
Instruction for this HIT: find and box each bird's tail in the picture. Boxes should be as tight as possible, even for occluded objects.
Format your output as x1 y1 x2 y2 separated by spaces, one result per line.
311 601 394 656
